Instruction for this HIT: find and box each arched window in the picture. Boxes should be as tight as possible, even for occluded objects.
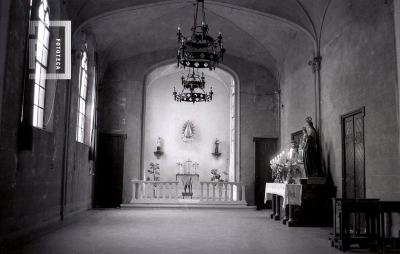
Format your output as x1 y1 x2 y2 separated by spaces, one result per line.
32 0 50 128
76 45 88 143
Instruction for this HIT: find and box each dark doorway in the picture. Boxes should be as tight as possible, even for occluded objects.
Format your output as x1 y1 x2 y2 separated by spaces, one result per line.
341 107 365 233
254 137 278 209
341 108 365 199
94 133 126 208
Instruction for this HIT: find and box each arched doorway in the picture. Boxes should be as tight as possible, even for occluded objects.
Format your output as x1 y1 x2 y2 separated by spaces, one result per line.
141 62 239 197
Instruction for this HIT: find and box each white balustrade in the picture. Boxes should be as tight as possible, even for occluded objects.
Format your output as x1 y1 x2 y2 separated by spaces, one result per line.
130 180 247 206
199 182 247 205
130 180 179 203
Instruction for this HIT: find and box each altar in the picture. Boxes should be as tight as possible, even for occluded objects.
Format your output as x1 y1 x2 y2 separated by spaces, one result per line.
265 180 335 227
264 183 302 208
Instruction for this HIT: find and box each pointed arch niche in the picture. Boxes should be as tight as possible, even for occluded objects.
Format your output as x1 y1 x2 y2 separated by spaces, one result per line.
141 61 240 191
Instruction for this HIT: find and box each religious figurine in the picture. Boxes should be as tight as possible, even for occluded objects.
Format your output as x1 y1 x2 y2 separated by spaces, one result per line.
214 139 220 153
288 140 299 160
298 127 307 162
157 137 161 151
182 120 194 142
303 117 323 177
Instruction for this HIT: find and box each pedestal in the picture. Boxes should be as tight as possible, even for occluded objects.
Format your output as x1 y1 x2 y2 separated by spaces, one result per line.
288 181 335 227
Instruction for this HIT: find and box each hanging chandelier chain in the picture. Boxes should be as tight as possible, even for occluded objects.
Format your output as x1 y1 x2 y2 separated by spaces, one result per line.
173 0 224 103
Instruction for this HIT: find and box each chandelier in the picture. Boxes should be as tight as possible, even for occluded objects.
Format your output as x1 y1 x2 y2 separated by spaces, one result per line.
173 68 213 103
174 0 225 103
176 0 225 70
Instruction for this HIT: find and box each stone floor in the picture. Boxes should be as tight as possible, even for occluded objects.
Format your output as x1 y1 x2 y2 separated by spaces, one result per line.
3 208 400 254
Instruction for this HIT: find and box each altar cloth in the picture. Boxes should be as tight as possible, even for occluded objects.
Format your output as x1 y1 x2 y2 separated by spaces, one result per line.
265 183 302 208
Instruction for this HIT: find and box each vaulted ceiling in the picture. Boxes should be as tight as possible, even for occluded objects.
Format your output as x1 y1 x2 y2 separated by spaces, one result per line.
67 0 331 80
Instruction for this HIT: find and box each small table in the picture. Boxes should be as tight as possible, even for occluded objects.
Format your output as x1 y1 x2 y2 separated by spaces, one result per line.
265 183 302 225
182 192 193 199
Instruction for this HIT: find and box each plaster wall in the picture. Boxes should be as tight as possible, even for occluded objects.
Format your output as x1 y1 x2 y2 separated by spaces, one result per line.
320 1 398 201
280 31 316 152
143 71 230 197
0 0 95 237
99 51 278 205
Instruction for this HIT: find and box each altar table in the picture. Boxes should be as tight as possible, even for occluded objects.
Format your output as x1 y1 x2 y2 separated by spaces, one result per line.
264 183 302 225
264 183 302 208
265 181 334 227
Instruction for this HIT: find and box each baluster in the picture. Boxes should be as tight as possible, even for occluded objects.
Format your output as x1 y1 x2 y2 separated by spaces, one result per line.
200 183 204 201
224 183 228 201
230 183 234 201
143 182 147 200
235 183 239 202
175 182 178 201
151 183 155 200
218 183 222 201
169 183 172 200
132 183 135 201
241 184 246 202
163 183 166 200
206 183 210 201
140 183 143 200
212 183 216 201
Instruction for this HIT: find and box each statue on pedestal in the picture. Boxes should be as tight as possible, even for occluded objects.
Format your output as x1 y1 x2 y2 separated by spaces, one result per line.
303 117 323 177
157 137 161 151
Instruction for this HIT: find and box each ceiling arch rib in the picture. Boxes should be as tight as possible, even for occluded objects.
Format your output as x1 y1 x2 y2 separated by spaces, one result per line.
76 1 318 82
70 0 317 40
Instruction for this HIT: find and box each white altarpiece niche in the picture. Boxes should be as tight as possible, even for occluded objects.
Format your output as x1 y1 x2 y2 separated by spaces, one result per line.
142 63 238 198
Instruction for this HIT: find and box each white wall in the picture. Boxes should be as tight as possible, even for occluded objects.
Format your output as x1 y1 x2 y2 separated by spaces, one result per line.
144 69 230 197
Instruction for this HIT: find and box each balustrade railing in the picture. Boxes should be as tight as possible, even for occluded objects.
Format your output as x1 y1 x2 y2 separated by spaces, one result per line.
130 180 179 203
199 182 246 204
130 180 247 205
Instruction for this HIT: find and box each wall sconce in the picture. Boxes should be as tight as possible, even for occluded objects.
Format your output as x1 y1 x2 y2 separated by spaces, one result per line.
154 137 164 159
212 138 221 158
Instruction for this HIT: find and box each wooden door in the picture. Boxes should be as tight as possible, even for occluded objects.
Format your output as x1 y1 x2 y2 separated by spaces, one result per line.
254 138 278 209
342 109 365 233
342 112 365 199
94 133 126 208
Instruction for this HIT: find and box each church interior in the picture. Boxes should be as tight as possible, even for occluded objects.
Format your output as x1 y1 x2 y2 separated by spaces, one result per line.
1 0 400 253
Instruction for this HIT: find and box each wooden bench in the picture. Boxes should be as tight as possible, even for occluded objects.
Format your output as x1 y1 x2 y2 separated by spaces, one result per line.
330 198 380 247
330 199 400 252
